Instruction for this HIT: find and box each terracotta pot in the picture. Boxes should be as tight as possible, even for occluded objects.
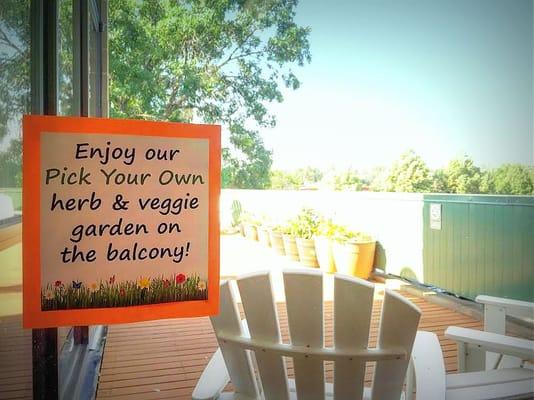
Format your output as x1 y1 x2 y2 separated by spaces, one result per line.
295 237 319 267
243 223 258 241
282 234 300 261
269 230 285 255
257 226 271 247
332 240 376 279
314 236 336 273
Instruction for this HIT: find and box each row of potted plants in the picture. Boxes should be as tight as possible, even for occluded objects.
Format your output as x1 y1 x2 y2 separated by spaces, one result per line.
239 208 376 280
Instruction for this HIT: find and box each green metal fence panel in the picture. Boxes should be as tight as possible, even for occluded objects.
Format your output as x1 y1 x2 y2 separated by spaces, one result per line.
423 195 534 302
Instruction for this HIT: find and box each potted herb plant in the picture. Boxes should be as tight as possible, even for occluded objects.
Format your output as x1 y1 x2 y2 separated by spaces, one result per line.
313 218 338 273
268 224 287 255
241 213 260 241
256 216 272 247
332 228 376 279
291 208 320 267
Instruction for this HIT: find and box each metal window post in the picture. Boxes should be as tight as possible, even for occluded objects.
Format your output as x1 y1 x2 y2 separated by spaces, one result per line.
31 0 59 398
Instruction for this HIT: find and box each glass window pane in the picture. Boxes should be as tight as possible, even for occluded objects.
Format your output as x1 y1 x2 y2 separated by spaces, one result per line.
0 1 30 397
88 10 100 117
58 0 74 116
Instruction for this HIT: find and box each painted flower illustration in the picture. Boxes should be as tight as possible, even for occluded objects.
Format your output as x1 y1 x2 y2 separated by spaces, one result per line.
163 279 171 288
175 273 186 284
72 280 82 289
138 277 150 289
44 290 54 300
119 288 126 296
90 282 98 292
54 280 62 288
197 281 207 291
109 275 116 285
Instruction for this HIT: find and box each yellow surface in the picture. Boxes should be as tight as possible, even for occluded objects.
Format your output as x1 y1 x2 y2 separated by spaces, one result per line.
0 292 22 317
0 243 22 287
0 242 23 317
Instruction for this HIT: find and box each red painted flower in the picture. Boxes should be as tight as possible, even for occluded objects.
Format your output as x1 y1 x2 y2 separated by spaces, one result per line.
163 279 171 288
119 288 126 296
54 280 62 287
109 275 116 285
175 273 186 284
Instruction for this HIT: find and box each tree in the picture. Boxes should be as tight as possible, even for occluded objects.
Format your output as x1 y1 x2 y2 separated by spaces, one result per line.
0 0 30 143
444 156 485 194
430 168 449 193
322 168 362 191
491 164 533 195
109 0 311 188
269 166 323 189
386 150 432 192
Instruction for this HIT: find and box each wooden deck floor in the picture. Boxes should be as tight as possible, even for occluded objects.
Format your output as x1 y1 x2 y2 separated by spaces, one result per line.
96 289 483 400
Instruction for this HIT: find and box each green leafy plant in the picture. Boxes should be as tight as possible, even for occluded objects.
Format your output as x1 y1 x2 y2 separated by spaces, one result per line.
333 227 374 243
230 199 243 227
288 208 321 239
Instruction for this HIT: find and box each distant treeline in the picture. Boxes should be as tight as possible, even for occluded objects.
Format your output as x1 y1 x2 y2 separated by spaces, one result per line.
269 150 533 195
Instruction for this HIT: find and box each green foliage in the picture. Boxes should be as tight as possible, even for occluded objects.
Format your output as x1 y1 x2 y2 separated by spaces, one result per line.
330 224 373 243
41 274 206 310
0 137 22 187
444 156 486 194
491 164 533 195
108 0 311 189
431 168 449 193
0 0 30 141
386 150 432 192
322 168 363 190
221 128 273 188
230 199 243 227
270 166 323 189
288 208 321 239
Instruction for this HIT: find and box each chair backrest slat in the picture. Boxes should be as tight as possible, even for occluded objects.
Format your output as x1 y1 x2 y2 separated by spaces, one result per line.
283 270 325 400
237 272 290 400
210 280 258 398
371 290 421 400
334 275 375 400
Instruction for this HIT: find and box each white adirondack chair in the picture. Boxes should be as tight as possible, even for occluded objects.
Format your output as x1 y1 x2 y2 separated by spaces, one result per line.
192 269 422 400
409 329 534 400
408 294 534 400
456 295 534 372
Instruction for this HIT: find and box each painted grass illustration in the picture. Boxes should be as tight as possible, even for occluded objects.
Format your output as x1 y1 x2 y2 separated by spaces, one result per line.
41 273 207 311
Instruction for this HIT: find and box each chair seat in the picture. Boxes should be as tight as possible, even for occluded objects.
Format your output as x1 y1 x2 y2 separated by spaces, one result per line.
216 380 406 400
445 368 534 400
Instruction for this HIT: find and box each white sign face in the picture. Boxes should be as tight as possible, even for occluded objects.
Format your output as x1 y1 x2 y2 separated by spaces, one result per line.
40 132 209 310
430 203 442 230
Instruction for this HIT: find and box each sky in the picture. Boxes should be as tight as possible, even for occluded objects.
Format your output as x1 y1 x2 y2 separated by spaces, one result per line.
261 0 533 171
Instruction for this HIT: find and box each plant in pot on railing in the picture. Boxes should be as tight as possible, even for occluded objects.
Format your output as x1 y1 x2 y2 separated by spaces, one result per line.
256 215 272 247
241 213 260 241
268 223 287 255
290 208 321 268
231 199 244 235
332 228 376 279
281 219 300 262
313 218 339 273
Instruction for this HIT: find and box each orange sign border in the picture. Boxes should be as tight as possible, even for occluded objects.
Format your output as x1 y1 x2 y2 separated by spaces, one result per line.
23 115 221 328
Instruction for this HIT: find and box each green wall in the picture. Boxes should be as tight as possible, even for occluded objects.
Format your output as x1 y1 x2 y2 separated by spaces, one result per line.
423 195 534 302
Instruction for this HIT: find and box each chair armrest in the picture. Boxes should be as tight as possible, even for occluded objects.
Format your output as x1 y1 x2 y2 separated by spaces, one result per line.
445 327 534 360
409 331 446 400
476 295 534 319
192 348 230 400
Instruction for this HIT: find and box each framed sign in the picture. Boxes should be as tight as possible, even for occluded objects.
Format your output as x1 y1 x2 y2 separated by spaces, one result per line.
23 115 220 328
